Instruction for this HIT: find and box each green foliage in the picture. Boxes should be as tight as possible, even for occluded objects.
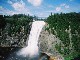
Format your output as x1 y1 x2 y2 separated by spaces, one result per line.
1 14 33 36
0 15 6 30
46 12 80 58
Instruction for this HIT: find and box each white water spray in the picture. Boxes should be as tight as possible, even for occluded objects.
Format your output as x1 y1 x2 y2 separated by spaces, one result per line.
17 21 45 57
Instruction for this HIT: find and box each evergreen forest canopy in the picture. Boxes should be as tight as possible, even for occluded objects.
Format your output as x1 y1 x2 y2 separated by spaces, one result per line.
46 12 80 59
0 14 46 36
0 14 33 36
0 12 80 60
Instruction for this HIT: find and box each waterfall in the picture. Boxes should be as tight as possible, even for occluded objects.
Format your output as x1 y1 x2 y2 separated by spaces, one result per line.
17 21 45 58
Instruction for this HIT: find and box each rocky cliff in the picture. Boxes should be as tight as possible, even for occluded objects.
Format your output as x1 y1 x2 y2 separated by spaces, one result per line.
38 25 64 60
0 22 64 59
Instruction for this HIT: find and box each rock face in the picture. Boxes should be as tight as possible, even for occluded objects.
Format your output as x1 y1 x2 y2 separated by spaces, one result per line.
0 21 64 59
0 22 32 47
38 25 64 60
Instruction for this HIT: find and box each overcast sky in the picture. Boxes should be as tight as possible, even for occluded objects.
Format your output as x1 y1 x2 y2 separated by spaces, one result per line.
0 0 80 17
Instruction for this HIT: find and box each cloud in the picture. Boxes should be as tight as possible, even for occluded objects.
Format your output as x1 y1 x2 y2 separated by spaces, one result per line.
1 7 29 15
0 0 32 15
6 10 17 15
8 0 13 4
56 7 61 11
0 6 3 10
36 12 49 17
60 3 66 6
60 3 69 9
27 0 42 6
55 3 70 12
69 0 74 1
0 6 4 14
7 0 31 15
45 10 54 13
48 5 53 8
65 5 69 8
11 0 26 11
0 6 18 15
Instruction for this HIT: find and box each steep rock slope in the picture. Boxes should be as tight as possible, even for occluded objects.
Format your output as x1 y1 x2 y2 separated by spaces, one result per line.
38 25 64 60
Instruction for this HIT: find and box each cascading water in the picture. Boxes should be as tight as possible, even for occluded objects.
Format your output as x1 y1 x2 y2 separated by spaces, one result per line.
17 21 45 58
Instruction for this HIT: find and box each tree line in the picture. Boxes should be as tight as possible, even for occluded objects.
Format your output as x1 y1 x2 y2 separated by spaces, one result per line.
0 14 33 36
46 12 80 59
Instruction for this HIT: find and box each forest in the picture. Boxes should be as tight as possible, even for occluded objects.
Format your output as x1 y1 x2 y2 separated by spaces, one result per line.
0 14 33 47
0 12 80 60
46 12 80 60
0 14 33 36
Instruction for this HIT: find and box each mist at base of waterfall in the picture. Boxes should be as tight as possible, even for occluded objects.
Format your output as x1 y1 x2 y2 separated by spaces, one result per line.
17 45 39 58
0 47 48 60
0 47 38 60
0 21 48 60
16 21 45 59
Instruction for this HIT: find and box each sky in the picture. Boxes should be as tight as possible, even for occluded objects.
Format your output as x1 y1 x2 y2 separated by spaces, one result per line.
0 0 80 17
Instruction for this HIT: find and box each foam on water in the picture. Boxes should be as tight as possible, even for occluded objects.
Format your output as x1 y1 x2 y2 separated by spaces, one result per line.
17 21 45 58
